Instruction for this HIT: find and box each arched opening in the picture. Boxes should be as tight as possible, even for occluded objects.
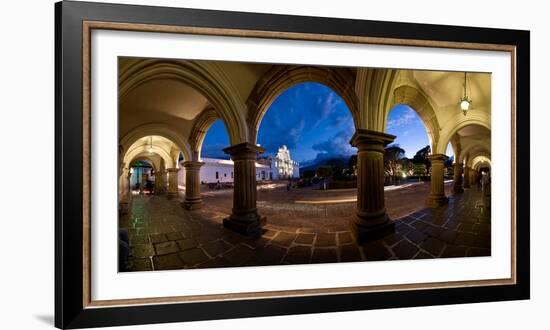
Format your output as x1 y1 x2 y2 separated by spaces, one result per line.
199 119 235 188
247 66 358 144
128 159 155 195
254 81 356 227
385 104 431 184
445 142 455 179
120 135 183 204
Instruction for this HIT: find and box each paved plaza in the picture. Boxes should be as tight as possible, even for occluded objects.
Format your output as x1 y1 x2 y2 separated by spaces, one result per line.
120 182 491 271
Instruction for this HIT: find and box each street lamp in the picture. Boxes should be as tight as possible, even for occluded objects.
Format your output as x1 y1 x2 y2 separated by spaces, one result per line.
459 72 472 116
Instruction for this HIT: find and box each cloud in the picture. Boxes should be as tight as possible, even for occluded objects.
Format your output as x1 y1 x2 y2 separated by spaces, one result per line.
310 129 356 159
386 107 417 130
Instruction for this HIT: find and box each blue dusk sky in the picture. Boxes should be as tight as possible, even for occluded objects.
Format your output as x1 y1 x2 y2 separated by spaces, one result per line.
201 82 453 163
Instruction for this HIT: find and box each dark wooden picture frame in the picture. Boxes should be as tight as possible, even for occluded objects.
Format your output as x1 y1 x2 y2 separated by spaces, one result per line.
55 0 530 328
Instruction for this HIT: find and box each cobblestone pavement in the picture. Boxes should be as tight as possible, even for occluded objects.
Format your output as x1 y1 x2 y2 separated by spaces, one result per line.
120 184 490 271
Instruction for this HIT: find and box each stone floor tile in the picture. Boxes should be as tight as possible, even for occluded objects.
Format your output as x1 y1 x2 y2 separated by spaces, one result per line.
223 245 256 266
283 246 312 264
362 241 391 261
440 245 468 258
202 239 233 258
420 237 445 256
339 244 362 262
132 244 155 258
423 225 443 238
315 233 337 247
130 257 152 271
406 230 428 244
383 232 403 247
149 233 168 244
454 232 476 246
154 241 179 255
438 229 458 244
311 248 338 264
414 251 434 259
198 257 233 269
337 232 354 245
178 248 210 266
411 220 429 231
294 233 316 245
392 240 419 259
153 253 184 270
250 245 287 265
166 232 184 241
176 238 199 251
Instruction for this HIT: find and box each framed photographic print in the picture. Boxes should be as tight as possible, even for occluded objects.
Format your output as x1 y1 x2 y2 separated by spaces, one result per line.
55 0 530 328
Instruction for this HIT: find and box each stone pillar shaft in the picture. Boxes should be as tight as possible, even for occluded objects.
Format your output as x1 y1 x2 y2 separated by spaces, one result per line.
350 129 396 243
154 170 166 194
166 168 179 199
223 143 266 236
453 163 464 194
181 161 204 210
464 166 471 188
426 154 449 207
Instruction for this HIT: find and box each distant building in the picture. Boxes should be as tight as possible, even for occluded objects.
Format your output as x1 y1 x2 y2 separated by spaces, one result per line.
192 145 300 183
258 145 300 180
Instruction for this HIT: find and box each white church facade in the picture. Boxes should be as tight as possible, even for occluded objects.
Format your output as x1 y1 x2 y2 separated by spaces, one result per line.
189 145 300 184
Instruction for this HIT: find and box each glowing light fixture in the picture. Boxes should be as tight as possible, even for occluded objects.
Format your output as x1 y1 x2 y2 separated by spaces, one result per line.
459 72 472 116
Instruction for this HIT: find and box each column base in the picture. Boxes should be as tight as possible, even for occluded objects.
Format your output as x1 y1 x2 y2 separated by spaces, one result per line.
425 195 449 208
351 214 395 244
181 199 203 210
223 213 266 237
166 192 177 199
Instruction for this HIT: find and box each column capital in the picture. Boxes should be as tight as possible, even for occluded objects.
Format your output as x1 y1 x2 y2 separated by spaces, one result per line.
166 167 180 173
350 129 395 151
223 142 265 161
428 153 449 163
182 161 204 170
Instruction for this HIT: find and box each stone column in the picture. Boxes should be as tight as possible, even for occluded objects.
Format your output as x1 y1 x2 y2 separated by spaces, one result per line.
453 162 464 194
166 168 179 199
181 161 204 210
154 170 166 194
426 154 449 208
118 166 131 215
463 166 471 188
350 129 396 244
222 143 266 236
127 169 132 194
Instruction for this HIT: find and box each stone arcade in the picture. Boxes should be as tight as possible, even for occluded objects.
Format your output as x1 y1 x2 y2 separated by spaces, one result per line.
118 59 491 244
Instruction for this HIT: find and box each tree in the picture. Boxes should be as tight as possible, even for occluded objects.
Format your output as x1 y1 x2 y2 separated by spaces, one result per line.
444 155 455 168
316 165 333 179
399 158 415 177
384 144 405 183
301 170 316 179
347 154 358 177
412 145 431 173
316 165 333 190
